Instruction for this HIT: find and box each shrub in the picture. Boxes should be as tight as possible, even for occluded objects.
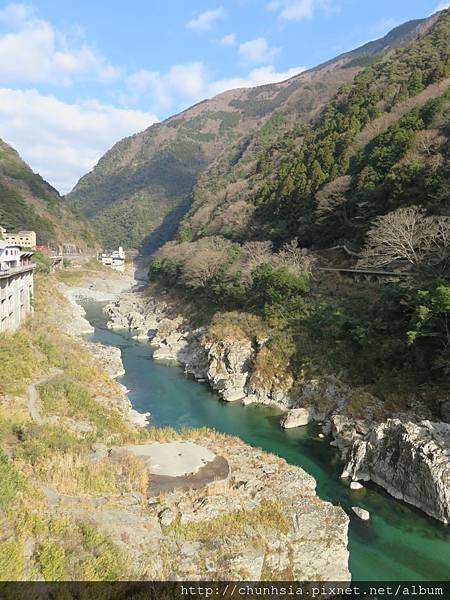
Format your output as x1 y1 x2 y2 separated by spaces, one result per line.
36 542 66 581
0 540 24 580
0 450 25 509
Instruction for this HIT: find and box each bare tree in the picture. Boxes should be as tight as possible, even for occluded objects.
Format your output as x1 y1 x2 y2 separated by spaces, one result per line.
360 206 450 274
276 238 315 276
242 241 273 265
180 236 234 289
181 251 223 288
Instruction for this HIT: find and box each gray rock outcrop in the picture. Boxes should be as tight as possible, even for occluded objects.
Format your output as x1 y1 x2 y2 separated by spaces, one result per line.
344 419 450 523
88 343 125 379
281 408 312 428
148 435 350 581
203 338 254 402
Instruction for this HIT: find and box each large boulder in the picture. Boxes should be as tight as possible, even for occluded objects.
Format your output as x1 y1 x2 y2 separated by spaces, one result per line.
281 408 312 428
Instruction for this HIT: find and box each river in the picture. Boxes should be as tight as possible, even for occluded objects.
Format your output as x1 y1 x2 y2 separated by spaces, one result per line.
83 299 450 581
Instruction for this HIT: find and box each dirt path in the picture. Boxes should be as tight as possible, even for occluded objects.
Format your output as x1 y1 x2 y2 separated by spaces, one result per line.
27 368 63 423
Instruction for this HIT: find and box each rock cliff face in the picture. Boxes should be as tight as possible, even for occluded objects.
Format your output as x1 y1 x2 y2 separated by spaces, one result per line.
203 337 254 403
344 419 450 523
105 293 292 407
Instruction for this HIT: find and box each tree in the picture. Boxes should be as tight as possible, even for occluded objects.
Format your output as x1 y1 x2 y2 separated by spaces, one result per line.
242 241 273 264
360 206 450 274
276 238 315 277
407 281 450 378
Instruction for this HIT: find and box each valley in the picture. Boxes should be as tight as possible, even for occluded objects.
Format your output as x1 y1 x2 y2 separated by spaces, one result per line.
1 3 449 586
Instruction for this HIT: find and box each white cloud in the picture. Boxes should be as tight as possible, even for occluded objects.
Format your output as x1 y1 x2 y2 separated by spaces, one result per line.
267 0 333 22
435 1 450 10
126 60 307 113
208 65 307 96
0 88 157 193
187 7 225 32
126 62 207 112
0 2 119 85
0 4 309 195
219 33 236 46
0 2 34 26
239 37 279 65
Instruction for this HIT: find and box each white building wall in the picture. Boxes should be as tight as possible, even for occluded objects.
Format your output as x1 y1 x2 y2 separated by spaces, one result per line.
0 267 34 333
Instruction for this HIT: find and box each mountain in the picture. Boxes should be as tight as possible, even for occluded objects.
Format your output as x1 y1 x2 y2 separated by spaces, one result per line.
149 8 450 391
67 13 438 251
0 139 96 249
180 8 450 247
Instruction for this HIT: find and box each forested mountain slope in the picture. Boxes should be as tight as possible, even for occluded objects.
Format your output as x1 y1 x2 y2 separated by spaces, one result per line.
67 14 437 250
179 9 450 247
0 140 96 249
150 8 450 395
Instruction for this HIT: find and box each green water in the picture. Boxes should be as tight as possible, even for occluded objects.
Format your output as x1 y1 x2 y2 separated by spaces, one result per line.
84 300 450 581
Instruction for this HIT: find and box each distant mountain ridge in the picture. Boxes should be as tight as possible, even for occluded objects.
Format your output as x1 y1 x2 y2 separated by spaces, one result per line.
66 12 439 250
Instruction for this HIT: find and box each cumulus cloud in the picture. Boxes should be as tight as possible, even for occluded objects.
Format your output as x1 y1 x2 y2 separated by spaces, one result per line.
0 88 157 193
126 62 207 112
219 33 236 46
187 7 225 32
208 64 307 96
126 60 307 113
0 2 119 84
0 3 310 195
239 37 279 65
267 0 334 22
435 1 450 10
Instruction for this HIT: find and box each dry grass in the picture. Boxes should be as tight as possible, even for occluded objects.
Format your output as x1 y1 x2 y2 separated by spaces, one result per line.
250 342 293 392
34 451 149 496
0 539 24 580
0 330 48 396
207 311 268 343
168 499 290 542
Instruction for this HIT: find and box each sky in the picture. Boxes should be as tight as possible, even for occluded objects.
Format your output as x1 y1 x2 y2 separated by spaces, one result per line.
0 0 448 194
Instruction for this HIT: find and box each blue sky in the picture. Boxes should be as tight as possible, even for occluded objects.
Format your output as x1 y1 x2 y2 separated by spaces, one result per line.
0 0 447 193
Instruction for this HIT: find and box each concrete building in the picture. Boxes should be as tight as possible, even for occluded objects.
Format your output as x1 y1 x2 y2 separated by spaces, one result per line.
0 241 35 333
100 247 125 271
0 226 37 249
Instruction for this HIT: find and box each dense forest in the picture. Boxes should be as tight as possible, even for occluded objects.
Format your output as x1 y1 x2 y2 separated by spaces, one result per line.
150 8 450 402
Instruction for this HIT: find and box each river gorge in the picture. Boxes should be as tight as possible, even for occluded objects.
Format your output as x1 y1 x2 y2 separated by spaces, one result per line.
79 292 450 582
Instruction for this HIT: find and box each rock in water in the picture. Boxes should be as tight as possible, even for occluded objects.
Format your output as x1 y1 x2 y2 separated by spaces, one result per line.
281 408 311 428
344 419 450 523
352 507 370 520
350 481 364 490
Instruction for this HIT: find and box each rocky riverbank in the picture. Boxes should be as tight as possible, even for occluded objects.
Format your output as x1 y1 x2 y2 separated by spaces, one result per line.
47 272 352 580
56 269 150 427
104 290 450 524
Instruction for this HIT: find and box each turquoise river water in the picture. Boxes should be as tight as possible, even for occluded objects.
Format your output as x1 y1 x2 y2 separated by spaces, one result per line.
83 300 450 581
